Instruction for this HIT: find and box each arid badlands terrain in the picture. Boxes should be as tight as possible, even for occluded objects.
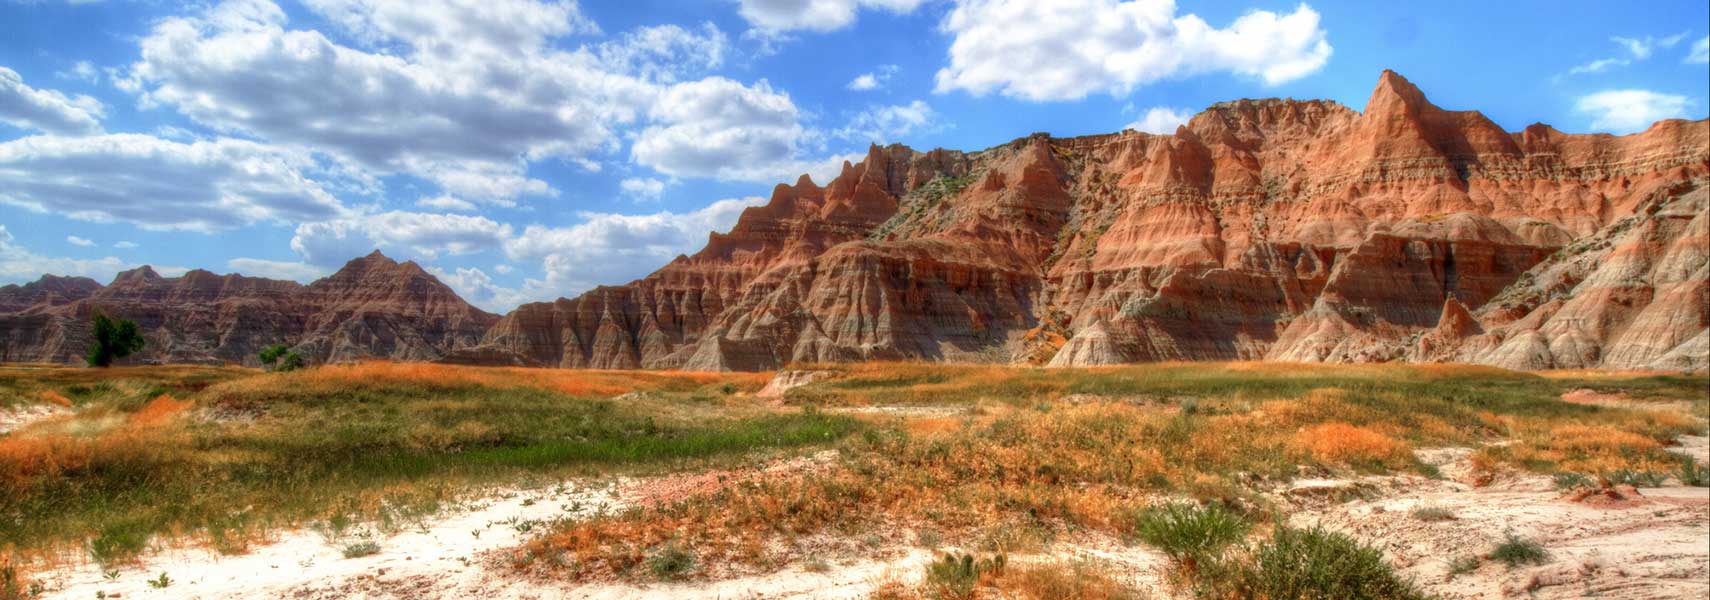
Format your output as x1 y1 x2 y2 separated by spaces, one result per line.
0 71 1706 599
2 71 1705 374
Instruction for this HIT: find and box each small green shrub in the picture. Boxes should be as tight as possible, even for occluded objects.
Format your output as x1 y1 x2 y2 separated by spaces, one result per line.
646 542 696 580
1410 505 1455 522
1202 526 1427 600
1602 469 1668 488
1128 503 1249 564
1447 555 1480 577
88 521 151 566
146 572 172 589
342 541 381 559
1674 457 1709 487
1489 533 1548 568
1551 472 1592 491
923 553 1005 600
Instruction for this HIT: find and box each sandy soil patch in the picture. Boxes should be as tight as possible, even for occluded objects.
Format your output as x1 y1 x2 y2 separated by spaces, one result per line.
1291 448 1710 600
0 403 69 435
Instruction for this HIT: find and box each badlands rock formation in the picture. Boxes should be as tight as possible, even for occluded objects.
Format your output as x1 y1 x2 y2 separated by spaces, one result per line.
0 252 496 365
460 70 1707 371
3 71 1705 371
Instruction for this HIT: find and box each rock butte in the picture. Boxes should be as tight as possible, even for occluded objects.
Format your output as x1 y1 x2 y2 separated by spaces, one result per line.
2 71 1705 371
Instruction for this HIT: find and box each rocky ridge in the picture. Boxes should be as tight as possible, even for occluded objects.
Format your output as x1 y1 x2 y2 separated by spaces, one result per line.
3 70 1705 371
456 70 1707 371
0 252 496 365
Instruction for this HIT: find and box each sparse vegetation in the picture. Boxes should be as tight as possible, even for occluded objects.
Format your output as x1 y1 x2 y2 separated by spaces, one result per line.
1410 505 1455 522
1447 555 1480 577
145 572 172 589
0 363 844 568
645 541 697 580
922 553 1005 600
3 360 1700 595
1197 526 1428 600
1128 503 1250 565
523 362 1702 582
1676 456 1710 487
1488 533 1549 568
342 541 381 559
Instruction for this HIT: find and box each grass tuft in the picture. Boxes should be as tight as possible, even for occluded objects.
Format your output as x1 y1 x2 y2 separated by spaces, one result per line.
1127 503 1249 565
1200 526 1428 600
645 541 697 581
341 541 381 559
1410 505 1455 522
1489 533 1549 568
922 553 1005 600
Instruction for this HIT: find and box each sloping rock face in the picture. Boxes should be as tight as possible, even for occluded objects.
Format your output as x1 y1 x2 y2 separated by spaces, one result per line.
0 252 497 365
467 70 1708 371
0 275 101 314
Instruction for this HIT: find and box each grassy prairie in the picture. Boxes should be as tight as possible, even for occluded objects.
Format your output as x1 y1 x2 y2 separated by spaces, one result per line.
0 363 851 566
522 362 1705 584
1 360 1703 598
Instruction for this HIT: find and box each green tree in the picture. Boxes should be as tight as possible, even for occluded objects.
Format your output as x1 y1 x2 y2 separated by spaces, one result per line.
276 351 306 372
85 314 145 368
258 344 306 372
258 344 289 368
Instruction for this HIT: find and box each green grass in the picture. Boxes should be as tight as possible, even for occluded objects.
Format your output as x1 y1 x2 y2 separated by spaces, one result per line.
1489 533 1549 568
0 366 856 564
645 542 697 580
1676 456 1710 487
1201 526 1428 600
922 553 1005 600
341 541 381 559
1127 503 1250 563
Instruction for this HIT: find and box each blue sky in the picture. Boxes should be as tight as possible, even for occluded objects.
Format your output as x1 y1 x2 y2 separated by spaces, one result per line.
1 0 1705 311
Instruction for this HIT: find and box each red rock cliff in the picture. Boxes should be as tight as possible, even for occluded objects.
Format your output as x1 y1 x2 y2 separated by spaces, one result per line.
463 70 1708 371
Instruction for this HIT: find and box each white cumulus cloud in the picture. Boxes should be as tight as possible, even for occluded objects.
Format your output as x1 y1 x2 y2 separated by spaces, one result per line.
291 211 512 265
65 235 95 247
0 225 177 285
1575 89 1693 134
0 134 349 232
0 66 104 135
934 0 1332 101
1124 106 1191 134
1689 36 1709 64
504 196 766 298
620 177 667 202
835 100 935 143
734 0 927 33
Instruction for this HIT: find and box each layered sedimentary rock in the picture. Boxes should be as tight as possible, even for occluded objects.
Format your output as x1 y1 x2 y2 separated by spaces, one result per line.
463 70 1708 371
6 70 1704 372
0 252 496 365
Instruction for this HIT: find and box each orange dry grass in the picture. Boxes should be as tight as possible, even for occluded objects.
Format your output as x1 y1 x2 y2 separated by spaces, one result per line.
0 395 191 494
269 361 766 398
129 394 191 427
526 403 1195 579
986 560 1145 600
1292 422 1410 467
36 390 71 408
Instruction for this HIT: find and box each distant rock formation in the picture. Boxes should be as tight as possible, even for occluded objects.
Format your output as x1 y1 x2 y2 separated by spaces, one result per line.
0 251 496 365
456 70 1707 371
4 70 1705 371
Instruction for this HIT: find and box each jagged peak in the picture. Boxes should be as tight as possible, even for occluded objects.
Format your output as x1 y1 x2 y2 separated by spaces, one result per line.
111 265 161 285
1364 69 1434 117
